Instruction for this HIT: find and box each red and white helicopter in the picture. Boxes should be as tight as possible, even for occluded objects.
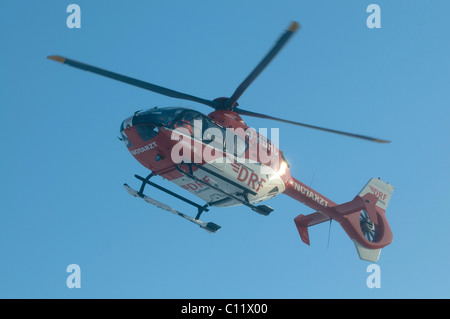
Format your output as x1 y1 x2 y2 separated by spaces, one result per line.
48 21 394 262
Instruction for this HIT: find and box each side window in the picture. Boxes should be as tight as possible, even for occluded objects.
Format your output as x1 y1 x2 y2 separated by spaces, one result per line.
170 111 202 136
135 124 159 141
202 117 248 158
202 118 226 150
120 131 133 148
228 132 248 158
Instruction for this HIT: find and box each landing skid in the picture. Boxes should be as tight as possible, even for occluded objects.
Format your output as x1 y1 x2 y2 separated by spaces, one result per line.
176 163 274 216
124 175 221 233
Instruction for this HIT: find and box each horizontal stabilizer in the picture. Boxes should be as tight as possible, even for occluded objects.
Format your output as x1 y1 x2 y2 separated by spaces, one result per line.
294 212 330 245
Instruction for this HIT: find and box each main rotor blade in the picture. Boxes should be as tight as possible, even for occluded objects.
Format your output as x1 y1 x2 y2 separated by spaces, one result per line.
234 108 391 143
224 21 300 109
47 55 217 108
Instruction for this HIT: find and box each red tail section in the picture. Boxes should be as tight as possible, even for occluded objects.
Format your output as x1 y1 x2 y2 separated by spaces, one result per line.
284 177 394 262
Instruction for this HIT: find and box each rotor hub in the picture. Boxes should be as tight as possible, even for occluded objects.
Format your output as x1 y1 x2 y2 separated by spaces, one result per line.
212 97 238 110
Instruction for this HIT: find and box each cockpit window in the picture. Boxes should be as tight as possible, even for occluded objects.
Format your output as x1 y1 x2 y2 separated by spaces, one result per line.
228 132 248 158
169 110 203 131
135 124 159 141
133 107 189 127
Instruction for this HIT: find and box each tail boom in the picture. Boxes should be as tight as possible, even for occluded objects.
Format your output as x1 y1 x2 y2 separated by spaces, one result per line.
283 178 337 212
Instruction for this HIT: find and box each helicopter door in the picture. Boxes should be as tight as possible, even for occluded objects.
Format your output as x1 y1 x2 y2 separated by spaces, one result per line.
202 118 226 171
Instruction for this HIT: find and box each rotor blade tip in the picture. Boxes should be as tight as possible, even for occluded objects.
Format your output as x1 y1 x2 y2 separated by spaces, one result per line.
375 139 391 144
47 55 66 63
288 21 300 32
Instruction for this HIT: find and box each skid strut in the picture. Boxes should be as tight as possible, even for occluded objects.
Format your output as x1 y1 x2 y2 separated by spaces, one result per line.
176 163 273 216
124 173 221 233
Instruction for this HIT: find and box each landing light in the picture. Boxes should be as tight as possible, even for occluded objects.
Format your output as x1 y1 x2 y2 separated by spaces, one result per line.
277 161 288 176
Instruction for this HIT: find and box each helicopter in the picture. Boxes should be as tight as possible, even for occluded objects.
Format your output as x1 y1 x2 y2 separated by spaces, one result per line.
47 21 394 262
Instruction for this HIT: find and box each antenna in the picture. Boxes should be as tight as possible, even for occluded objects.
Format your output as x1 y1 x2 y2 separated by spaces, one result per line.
309 173 333 248
327 219 332 249
309 173 315 189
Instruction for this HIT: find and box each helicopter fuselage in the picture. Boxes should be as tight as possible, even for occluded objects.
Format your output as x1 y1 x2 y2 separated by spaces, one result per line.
120 107 291 207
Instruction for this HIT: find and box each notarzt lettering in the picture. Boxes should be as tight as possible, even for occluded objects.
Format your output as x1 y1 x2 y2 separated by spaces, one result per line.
294 182 328 208
130 142 157 155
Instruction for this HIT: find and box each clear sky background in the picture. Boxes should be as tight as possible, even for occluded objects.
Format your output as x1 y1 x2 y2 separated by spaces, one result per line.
1 1 449 299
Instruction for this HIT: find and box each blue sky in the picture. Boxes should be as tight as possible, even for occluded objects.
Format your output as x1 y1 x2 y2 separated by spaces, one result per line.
0 1 449 299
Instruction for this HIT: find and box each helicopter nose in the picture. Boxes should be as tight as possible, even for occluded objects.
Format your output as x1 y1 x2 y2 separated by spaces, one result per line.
121 115 134 131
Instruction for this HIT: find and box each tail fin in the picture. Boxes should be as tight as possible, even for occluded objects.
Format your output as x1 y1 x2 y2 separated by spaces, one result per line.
358 178 394 212
294 178 394 262
351 178 394 262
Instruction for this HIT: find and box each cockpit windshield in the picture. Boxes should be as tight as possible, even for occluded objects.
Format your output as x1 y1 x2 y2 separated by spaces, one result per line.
133 107 188 127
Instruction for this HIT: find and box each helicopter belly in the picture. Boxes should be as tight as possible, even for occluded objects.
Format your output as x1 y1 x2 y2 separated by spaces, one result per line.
170 161 285 207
